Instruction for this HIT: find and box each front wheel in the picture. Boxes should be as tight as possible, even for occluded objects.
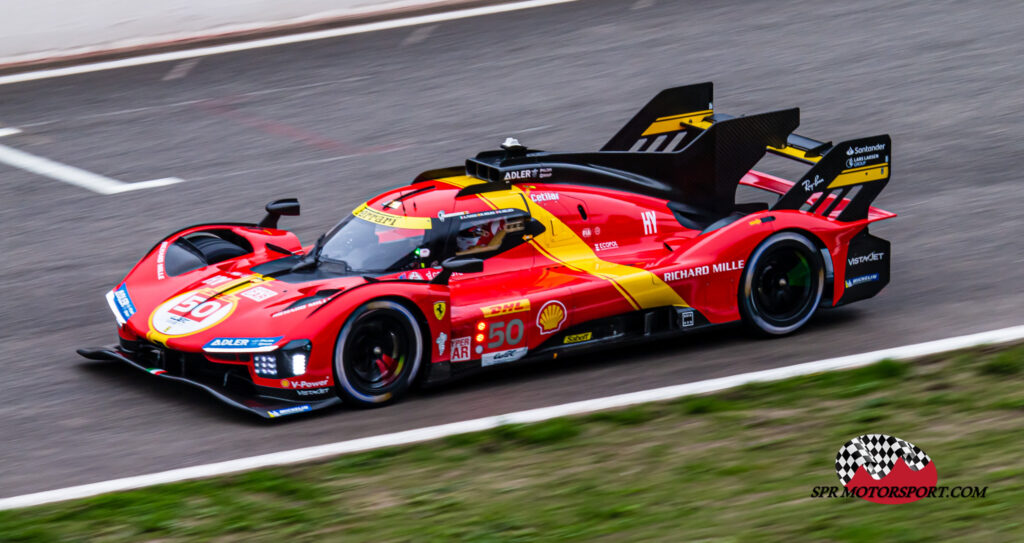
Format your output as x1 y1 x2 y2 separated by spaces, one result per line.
333 300 424 407
739 232 825 336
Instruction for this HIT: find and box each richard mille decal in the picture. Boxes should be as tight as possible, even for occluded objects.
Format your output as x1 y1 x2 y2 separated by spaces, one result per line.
663 260 744 281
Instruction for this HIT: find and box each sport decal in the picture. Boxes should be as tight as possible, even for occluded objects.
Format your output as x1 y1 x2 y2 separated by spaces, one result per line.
450 337 472 362
537 300 567 334
433 301 447 320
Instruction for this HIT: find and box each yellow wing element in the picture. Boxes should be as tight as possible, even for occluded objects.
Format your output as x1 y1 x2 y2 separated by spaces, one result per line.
442 176 689 310
641 110 712 136
828 163 889 189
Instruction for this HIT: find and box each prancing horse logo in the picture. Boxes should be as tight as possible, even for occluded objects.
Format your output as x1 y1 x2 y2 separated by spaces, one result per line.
433 301 447 320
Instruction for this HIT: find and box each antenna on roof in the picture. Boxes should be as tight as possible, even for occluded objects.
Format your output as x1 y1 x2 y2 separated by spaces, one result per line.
501 137 525 151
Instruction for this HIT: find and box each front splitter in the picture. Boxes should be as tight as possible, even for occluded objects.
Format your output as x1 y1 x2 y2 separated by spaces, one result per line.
77 346 342 419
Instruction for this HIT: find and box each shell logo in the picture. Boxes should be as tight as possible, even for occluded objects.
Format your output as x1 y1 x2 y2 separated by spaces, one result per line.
537 300 567 334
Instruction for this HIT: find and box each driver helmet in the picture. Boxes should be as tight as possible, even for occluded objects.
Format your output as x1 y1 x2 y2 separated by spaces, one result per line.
456 220 502 252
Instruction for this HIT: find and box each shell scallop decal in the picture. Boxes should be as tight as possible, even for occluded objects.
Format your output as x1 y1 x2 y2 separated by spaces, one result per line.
537 300 567 334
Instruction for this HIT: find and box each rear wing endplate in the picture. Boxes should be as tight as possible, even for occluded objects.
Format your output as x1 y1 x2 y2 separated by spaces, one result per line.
603 82 891 221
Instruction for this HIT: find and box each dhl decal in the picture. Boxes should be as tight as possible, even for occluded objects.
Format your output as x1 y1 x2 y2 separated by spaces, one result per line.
352 203 433 229
480 298 530 318
440 176 689 311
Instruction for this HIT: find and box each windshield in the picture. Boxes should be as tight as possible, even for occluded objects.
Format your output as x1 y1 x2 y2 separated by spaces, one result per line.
319 215 429 272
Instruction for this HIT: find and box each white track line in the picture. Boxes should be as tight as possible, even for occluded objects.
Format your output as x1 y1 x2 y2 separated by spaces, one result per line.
0 141 183 194
2 324 1023 511
0 0 577 86
0 127 22 137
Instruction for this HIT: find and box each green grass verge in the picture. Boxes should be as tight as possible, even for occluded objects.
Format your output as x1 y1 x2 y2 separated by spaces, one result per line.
4 345 1024 542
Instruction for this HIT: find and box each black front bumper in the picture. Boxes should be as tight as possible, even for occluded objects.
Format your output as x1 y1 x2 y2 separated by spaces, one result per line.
77 345 341 419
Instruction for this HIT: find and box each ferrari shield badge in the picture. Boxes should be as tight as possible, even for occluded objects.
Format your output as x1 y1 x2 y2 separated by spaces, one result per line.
433 301 447 320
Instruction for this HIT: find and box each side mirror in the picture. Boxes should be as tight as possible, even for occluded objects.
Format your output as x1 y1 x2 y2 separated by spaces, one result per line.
258 198 300 229
431 257 484 285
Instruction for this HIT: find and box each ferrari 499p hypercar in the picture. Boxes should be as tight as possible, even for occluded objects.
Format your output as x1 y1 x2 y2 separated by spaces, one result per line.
80 82 894 418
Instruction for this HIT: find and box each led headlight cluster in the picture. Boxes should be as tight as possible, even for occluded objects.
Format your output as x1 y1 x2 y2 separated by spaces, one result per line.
251 340 312 378
253 354 278 376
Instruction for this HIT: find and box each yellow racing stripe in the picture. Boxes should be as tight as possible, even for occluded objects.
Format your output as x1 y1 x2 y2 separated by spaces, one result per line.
443 176 688 310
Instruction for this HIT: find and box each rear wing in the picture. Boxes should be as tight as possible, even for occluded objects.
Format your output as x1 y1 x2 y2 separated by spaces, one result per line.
452 82 889 222
602 82 891 221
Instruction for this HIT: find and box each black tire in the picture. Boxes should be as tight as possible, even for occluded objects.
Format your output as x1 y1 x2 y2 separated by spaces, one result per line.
332 300 424 407
189 234 249 263
739 231 825 336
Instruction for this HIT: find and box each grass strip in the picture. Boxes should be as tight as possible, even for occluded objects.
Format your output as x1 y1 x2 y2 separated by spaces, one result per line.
3 344 1024 542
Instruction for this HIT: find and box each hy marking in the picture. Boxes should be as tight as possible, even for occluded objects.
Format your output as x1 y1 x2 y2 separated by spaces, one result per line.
0 134 183 195
0 0 578 86
1 324 1023 510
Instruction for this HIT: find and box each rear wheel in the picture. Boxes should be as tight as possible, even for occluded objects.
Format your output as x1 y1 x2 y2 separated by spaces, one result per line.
739 232 824 336
333 300 423 407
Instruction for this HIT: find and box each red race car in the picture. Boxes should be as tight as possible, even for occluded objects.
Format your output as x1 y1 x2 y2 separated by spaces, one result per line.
80 82 894 418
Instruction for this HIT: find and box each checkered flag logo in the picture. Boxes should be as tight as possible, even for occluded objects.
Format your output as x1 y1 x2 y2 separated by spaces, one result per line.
835 434 931 486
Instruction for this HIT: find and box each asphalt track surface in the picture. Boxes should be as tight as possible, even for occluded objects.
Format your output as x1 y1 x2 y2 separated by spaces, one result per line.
1 0 1022 498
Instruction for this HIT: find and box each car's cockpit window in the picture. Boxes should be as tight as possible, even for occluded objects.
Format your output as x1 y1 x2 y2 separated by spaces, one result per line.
320 215 436 272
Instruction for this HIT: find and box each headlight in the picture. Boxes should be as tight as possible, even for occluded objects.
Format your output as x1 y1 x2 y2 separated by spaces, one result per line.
252 340 311 378
290 353 307 376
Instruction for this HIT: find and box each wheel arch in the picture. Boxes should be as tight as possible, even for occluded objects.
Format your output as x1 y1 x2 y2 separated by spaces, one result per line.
737 228 827 336
770 227 835 305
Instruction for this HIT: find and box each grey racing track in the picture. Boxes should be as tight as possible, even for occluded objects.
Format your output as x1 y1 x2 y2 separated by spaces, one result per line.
1 0 1022 497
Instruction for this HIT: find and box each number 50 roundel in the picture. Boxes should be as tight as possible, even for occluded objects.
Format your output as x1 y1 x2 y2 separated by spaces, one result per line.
150 290 236 337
